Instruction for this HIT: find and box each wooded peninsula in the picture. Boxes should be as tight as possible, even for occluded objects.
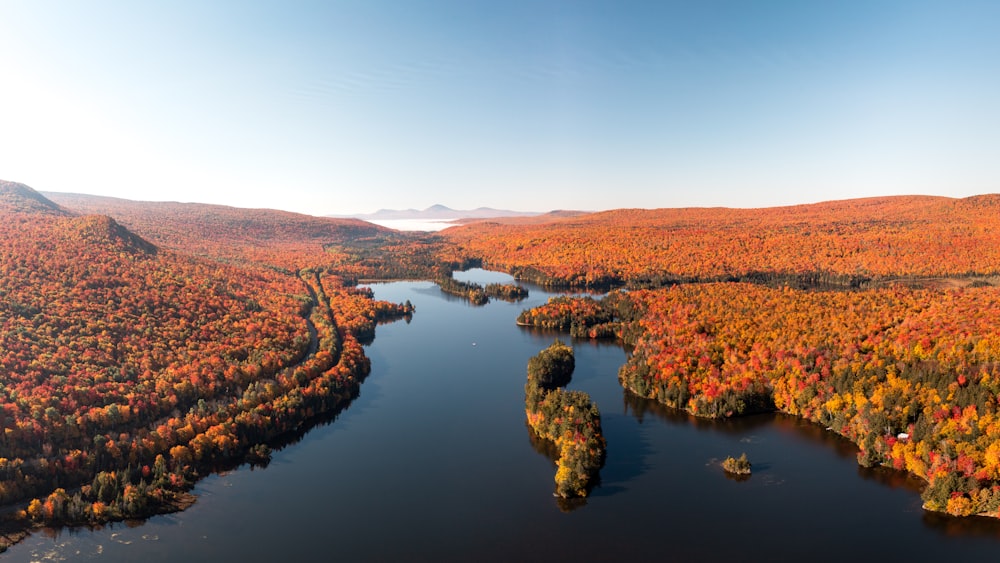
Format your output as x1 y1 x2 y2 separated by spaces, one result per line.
3 181 1000 551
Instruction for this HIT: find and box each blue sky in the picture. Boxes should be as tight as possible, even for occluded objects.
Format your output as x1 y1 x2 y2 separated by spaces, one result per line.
1 0 998 215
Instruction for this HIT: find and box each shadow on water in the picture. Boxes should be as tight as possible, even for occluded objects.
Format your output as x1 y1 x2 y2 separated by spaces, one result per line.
589 411 652 498
231 345 392 472
621 387 774 435
523 422 593 513
525 421 560 463
516 325 573 340
410 283 478 305
769 413 861 461
854 461 1000 539
723 471 751 483
621 384 1000 540
922 510 1000 538
555 496 588 513
856 464 925 494
514 325 625 352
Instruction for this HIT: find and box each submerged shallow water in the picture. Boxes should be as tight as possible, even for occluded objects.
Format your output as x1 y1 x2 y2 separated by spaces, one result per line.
8 270 1000 561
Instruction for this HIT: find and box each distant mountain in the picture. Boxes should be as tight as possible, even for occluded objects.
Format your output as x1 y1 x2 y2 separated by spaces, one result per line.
334 204 541 221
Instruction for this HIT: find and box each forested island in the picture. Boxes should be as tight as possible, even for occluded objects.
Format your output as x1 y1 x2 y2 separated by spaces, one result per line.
5 181 1000 552
524 341 605 499
435 275 527 305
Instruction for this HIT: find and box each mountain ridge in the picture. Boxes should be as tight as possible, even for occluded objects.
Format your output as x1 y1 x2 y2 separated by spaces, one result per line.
0 180 69 215
41 189 395 270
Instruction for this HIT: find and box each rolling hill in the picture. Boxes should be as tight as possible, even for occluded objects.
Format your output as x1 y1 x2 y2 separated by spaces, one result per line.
442 194 1000 288
0 181 411 547
44 191 395 270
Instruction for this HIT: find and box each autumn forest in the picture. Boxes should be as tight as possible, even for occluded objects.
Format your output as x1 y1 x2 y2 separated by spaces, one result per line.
3 179 1000 550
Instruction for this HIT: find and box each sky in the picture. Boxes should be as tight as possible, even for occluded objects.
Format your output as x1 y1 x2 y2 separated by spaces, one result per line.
1 0 999 216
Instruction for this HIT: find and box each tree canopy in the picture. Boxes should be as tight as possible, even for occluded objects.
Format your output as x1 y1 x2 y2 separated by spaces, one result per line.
527 340 576 390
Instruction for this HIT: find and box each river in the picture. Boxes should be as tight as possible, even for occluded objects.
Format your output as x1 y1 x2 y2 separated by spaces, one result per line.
7 270 1000 561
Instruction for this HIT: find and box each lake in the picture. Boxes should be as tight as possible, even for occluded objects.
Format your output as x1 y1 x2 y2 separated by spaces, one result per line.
8 270 1000 561
367 218 459 231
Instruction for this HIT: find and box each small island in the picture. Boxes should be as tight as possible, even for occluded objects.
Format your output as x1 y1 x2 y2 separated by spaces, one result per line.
524 340 606 499
722 453 752 476
437 275 527 305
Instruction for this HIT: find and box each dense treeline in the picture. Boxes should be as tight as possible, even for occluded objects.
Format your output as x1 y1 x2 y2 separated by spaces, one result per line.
435 276 526 305
527 339 576 389
524 341 605 499
0 183 413 546
521 284 1000 517
445 195 1000 288
484 282 529 302
516 292 642 340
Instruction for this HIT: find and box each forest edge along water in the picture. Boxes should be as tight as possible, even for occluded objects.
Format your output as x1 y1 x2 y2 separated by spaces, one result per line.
4 269 1000 562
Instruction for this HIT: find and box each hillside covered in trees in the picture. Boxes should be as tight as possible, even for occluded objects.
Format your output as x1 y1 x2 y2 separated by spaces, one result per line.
44 191 393 272
0 181 412 548
443 195 1000 289
5 180 1000 551
44 192 524 305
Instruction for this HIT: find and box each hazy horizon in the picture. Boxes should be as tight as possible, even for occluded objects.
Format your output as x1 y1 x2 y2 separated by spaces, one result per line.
3 1 999 216
14 180 999 220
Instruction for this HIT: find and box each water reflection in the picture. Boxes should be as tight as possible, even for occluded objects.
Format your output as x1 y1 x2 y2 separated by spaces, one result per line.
555 496 588 513
619 381 1000 541
517 325 574 340
856 464 925 494
723 470 751 483
524 420 596 513
769 414 860 460
922 510 1000 538
621 388 772 435
410 282 476 305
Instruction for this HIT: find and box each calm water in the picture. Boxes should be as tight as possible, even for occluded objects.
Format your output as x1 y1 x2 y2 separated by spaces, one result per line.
8 270 1000 561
